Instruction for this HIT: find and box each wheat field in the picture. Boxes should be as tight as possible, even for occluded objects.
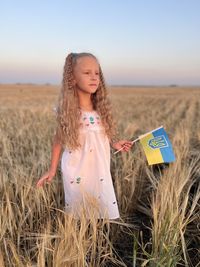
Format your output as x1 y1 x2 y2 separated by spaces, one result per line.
0 84 200 267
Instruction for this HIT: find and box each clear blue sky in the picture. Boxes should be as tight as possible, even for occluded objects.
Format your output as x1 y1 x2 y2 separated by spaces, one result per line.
1 0 200 85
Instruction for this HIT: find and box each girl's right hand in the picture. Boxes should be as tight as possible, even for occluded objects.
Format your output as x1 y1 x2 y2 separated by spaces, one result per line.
36 170 55 188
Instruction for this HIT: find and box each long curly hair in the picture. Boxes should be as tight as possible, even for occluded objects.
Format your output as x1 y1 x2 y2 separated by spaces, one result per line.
55 52 119 150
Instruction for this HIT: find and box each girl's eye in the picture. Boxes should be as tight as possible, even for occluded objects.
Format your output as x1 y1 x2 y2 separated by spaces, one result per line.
84 72 99 75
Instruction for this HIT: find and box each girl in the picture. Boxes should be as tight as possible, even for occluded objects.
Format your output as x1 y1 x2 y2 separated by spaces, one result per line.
36 52 133 220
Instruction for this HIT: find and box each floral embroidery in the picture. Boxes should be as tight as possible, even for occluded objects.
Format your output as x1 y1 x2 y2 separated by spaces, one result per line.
70 180 74 184
80 113 102 127
76 177 81 184
89 116 95 124
96 116 100 124
113 201 116 204
100 178 104 181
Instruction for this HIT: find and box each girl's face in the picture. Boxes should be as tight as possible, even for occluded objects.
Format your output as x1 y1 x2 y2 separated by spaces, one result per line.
73 56 100 94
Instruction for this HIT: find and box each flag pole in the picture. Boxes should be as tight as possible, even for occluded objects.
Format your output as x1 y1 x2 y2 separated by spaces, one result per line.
113 125 163 155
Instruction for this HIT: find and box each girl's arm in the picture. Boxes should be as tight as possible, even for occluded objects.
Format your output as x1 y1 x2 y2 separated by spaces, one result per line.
49 129 63 176
50 106 62 174
36 128 63 187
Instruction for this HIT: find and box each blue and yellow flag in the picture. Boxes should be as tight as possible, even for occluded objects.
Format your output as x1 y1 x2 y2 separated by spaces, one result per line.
139 126 175 165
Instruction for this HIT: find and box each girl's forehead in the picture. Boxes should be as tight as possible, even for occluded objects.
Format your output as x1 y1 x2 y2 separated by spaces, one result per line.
75 56 99 69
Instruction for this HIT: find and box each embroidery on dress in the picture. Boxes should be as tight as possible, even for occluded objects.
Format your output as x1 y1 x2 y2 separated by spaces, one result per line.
81 112 102 127
89 116 95 124
76 177 81 184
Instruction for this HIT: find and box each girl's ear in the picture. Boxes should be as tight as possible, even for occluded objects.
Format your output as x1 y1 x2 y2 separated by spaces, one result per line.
72 80 76 86
72 77 76 86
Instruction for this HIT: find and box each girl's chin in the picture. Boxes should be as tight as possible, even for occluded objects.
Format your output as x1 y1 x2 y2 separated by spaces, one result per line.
76 86 98 94
90 87 98 93
85 88 98 94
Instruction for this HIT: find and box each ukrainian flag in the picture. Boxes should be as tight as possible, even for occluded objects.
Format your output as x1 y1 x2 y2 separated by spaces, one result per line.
139 126 175 165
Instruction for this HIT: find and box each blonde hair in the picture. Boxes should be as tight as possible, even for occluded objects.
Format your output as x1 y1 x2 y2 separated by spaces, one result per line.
55 52 119 150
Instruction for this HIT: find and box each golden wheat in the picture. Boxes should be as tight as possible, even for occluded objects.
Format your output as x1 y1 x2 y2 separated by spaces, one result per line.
0 84 199 266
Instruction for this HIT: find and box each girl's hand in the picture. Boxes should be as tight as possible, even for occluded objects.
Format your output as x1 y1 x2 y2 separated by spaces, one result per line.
36 170 55 188
112 140 133 152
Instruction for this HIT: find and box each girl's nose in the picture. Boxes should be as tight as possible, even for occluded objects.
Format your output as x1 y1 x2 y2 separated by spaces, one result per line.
90 76 97 80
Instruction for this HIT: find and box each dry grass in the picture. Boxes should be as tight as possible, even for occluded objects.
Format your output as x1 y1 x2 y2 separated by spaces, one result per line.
0 84 200 266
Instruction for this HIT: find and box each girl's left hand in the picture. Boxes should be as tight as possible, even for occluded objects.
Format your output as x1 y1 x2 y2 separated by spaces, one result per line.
112 140 133 152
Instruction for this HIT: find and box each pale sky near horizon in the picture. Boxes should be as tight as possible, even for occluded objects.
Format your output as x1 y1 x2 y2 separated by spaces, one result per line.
0 0 200 86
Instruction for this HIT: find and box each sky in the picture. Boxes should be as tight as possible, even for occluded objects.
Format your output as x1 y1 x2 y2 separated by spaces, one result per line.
0 0 200 86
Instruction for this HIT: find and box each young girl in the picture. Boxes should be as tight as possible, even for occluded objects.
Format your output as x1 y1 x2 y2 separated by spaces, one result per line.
36 52 133 220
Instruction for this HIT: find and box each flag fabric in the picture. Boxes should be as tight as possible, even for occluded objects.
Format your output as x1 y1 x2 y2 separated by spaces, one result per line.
139 126 175 165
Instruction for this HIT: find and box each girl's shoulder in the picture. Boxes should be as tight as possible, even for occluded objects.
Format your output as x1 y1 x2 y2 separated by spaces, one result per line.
53 105 58 115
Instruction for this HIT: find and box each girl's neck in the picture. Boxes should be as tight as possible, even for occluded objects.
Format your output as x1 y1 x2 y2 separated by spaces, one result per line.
79 103 94 112
76 89 94 111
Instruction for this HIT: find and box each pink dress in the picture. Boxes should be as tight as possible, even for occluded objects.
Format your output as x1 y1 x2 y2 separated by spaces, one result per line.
59 108 120 220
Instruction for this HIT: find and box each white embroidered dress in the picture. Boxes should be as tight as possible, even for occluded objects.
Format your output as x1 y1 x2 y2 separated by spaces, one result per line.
60 109 120 219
